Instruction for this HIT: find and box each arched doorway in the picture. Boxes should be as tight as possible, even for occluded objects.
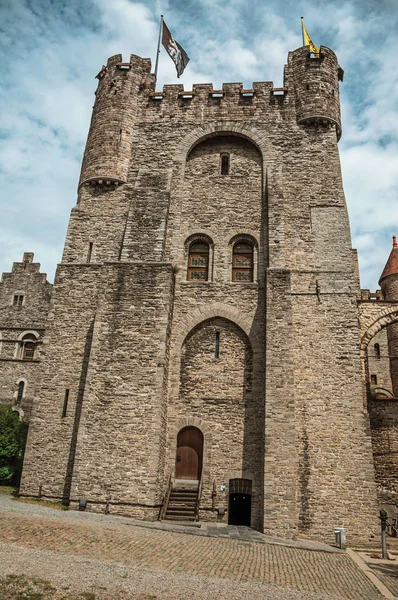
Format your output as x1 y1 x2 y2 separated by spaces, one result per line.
228 478 252 526
175 426 203 480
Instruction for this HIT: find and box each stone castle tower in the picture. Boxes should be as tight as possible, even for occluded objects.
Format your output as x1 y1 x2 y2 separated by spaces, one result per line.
379 237 398 397
15 44 382 544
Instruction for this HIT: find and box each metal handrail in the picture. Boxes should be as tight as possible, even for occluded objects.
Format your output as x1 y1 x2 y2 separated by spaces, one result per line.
159 473 172 521
195 474 203 522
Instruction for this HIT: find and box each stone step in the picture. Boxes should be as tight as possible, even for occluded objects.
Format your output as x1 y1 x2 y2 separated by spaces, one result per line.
164 514 196 521
167 505 196 512
169 494 197 501
166 507 196 515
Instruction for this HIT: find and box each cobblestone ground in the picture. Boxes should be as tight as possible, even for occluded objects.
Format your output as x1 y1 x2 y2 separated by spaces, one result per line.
0 494 385 600
359 540 398 598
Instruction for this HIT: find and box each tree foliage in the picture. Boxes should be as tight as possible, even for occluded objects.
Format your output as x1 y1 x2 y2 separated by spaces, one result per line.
0 406 28 484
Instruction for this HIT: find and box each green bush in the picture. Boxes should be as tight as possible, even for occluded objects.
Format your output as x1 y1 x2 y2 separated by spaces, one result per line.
0 406 28 485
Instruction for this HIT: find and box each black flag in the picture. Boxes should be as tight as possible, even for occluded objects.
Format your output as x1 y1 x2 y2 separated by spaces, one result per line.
162 20 190 78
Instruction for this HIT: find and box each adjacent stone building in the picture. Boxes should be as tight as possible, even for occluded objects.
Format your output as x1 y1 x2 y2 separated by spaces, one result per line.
2 42 398 544
0 253 51 419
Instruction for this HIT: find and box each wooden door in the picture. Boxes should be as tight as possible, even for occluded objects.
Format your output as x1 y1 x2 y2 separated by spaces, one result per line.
175 426 203 479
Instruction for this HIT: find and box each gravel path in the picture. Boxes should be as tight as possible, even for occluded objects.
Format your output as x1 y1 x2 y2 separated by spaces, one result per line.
0 541 338 600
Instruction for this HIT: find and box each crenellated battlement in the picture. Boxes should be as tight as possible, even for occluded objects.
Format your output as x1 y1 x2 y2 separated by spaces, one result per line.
360 289 384 301
79 44 344 188
147 81 282 100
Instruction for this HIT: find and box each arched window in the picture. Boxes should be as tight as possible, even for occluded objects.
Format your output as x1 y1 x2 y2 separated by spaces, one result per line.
17 381 25 403
232 242 253 282
374 343 381 359
21 334 37 360
187 241 209 281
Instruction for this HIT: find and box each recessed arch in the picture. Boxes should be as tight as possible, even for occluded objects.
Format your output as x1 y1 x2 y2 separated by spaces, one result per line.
173 123 269 165
172 303 255 353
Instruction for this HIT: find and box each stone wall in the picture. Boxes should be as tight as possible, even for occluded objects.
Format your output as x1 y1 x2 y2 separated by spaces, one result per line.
0 254 51 419
19 44 381 545
367 328 393 396
368 399 398 500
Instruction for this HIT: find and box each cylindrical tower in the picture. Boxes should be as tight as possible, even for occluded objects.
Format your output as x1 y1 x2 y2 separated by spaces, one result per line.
79 54 154 187
289 46 343 140
379 235 398 396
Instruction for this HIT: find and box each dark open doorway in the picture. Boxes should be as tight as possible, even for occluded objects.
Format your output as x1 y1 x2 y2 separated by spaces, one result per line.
175 426 203 480
228 478 252 526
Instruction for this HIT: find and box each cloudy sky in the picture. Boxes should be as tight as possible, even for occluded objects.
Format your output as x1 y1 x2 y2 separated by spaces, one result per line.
1 0 397 289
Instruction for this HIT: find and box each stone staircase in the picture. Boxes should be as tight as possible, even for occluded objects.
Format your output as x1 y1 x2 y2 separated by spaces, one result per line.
163 480 199 522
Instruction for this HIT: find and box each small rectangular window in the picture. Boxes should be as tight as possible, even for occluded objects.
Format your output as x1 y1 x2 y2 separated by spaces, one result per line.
221 154 229 175
13 294 24 306
370 374 377 385
87 242 93 263
62 389 69 418
17 381 25 403
23 343 35 360
215 331 220 359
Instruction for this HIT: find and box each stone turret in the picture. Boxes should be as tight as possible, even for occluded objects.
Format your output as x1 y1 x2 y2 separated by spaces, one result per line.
379 235 398 396
79 54 155 187
288 46 343 140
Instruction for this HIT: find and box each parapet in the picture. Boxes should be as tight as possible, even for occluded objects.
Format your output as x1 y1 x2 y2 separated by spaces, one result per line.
148 80 277 100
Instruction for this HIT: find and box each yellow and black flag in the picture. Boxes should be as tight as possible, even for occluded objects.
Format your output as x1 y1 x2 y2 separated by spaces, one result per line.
301 17 320 57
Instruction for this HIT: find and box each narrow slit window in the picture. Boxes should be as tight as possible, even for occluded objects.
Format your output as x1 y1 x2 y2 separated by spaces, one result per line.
62 389 70 418
13 294 24 306
215 331 220 359
370 374 377 385
87 242 93 263
374 343 381 359
232 242 253 282
17 381 24 403
187 241 209 281
221 154 230 175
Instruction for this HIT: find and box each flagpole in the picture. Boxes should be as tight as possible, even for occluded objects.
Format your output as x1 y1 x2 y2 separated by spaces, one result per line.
154 15 163 81
301 17 305 46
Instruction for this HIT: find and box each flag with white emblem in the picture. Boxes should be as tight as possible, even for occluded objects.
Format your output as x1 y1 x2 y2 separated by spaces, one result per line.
161 20 190 78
